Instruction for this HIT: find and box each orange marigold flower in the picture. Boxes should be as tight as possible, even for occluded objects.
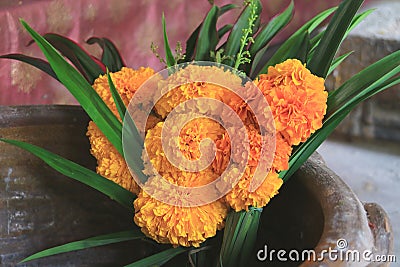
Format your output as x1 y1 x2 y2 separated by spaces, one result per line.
143 117 227 186
224 168 283 212
87 121 139 194
92 67 155 120
154 65 242 119
134 189 228 247
256 59 327 146
219 125 284 211
273 133 292 172
87 67 155 194
136 117 231 247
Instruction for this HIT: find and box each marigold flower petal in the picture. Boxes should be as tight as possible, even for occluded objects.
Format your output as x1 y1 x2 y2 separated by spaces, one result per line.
256 59 327 146
87 67 155 194
224 168 283 212
87 121 139 194
134 189 228 247
143 117 228 186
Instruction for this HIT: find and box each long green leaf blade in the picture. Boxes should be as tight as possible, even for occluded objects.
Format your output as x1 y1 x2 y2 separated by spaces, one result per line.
223 0 262 66
43 33 105 83
218 24 233 39
87 37 125 72
184 4 237 61
218 208 262 267
258 29 309 74
195 5 219 61
281 75 400 182
0 54 59 81
255 6 337 76
162 14 176 67
124 247 187 267
107 69 126 121
307 9 373 63
20 230 143 263
249 0 294 57
327 51 353 76
184 25 201 62
21 20 124 155
327 50 400 116
0 138 135 210
307 0 364 78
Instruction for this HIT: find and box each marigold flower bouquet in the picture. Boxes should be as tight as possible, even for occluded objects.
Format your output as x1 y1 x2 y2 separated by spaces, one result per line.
1 0 399 266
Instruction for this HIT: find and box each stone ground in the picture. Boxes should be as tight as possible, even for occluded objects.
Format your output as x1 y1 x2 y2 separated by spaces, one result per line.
317 139 400 260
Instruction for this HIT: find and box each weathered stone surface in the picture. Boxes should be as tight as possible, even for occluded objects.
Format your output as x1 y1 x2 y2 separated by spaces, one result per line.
327 0 400 141
0 106 147 267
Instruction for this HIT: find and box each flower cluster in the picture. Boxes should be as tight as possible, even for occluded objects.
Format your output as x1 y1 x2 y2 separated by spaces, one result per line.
86 59 327 247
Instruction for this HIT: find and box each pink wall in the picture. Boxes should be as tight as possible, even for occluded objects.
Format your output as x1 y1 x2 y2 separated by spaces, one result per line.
0 0 367 105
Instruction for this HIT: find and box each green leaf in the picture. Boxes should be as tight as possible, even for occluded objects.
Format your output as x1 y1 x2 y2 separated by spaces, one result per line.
121 111 147 184
257 29 309 74
0 138 135 209
195 5 219 61
249 0 294 57
188 246 213 267
107 69 126 121
20 230 143 263
294 31 310 63
218 208 262 267
307 9 372 63
327 51 353 76
124 247 188 267
43 33 105 83
347 9 374 33
184 4 237 61
21 20 124 156
0 53 59 81
162 14 176 67
327 50 400 116
308 30 325 55
237 208 262 267
219 3 238 15
307 0 364 78
184 24 201 62
249 44 269 78
223 0 262 66
255 6 337 76
218 24 233 39
107 69 147 183
87 37 125 72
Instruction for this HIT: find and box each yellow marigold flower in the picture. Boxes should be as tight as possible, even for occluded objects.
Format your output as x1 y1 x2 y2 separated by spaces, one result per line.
218 125 285 211
256 59 327 146
87 121 139 194
224 168 283 212
134 189 228 247
87 67 155 194
137 116 230 247
273 133 292 172
92 67 155 120
143 117 227 186
154 65 242 119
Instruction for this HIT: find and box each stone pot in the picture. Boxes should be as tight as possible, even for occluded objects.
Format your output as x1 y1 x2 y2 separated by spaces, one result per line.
0 105 393 267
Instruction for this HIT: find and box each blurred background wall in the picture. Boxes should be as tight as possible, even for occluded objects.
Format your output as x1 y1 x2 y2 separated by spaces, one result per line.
0 0 353 105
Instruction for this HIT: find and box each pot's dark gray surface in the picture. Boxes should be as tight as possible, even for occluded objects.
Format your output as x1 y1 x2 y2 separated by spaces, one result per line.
0 106 393 267
0 106 157 267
